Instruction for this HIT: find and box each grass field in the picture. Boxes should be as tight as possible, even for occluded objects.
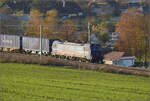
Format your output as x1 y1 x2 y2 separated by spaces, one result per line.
0 63 150 101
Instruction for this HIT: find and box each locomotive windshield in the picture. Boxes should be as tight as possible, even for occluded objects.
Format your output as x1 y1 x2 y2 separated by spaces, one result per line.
90 44 102 52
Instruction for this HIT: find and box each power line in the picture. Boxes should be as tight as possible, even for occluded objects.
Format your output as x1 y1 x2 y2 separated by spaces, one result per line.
3 24 88 28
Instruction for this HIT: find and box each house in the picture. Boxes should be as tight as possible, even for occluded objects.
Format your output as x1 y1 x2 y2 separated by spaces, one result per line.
106 32 118 49
56 1 83 19
91 34 99 44
0 3 11 13
104 52 135 67
126 0 145 4
13 14 30 24
120 2 146 12
89 1 120 16
89 2 107 16
0 4 11 10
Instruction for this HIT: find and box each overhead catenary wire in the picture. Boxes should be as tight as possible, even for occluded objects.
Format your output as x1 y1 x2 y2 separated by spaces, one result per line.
3 24 89 27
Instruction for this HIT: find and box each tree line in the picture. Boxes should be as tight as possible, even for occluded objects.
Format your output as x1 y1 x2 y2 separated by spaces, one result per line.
22 9 87 43
0 0 82 14
115 8 150 64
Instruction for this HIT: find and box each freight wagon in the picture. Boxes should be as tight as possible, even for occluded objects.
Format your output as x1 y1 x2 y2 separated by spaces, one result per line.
0 34 58 54
23 36 59 54
0 34 103 63
23 36 49 53
0 34 21 51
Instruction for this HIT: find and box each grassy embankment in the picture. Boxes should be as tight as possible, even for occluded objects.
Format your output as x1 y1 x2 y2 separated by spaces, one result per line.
0 63 150 101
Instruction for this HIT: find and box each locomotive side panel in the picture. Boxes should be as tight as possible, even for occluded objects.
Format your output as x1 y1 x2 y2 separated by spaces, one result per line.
0 34 20 49
52 41 91 60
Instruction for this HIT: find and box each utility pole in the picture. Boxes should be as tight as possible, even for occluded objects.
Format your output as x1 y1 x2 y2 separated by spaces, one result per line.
0 12 2 99
88 22 91 44
0 12 1 34
40 25 42 62
20 31 23 52
144 38 147 68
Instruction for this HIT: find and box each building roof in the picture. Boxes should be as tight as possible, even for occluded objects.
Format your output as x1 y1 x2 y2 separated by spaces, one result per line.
104 52 134 61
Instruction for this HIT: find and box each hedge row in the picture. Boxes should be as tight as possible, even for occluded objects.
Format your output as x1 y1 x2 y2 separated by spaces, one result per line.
0 52 150 76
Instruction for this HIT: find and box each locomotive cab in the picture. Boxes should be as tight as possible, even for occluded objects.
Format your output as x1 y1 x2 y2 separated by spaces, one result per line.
49 39 60 53
90 44 103 63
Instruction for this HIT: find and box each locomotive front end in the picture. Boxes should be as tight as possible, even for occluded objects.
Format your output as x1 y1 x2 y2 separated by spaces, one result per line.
90 44 103 63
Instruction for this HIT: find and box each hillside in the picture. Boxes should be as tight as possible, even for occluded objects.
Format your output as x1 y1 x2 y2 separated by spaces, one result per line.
0 63 149 101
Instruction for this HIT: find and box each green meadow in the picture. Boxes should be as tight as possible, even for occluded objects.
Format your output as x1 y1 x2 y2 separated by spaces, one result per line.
0 63 150 101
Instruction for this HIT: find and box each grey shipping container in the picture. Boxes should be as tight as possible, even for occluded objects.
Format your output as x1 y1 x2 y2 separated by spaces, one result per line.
0 34 20 49
23 36 49 52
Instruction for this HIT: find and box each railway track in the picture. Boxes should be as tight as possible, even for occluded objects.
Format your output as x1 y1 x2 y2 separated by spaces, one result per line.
0 52 150 76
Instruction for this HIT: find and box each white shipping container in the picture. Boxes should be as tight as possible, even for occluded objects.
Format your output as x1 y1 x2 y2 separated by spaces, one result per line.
0 34 20 49
23 36 49 52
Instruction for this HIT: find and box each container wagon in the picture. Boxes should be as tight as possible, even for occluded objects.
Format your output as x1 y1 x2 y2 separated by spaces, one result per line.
23 36 58 54
0 34 21 51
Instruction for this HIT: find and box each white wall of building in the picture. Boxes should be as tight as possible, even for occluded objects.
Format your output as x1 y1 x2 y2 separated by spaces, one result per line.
117 58 135 67
104 57 135 67
104 60 113 65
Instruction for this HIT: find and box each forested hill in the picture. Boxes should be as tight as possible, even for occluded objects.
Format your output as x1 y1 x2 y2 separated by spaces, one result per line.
0 0 83 14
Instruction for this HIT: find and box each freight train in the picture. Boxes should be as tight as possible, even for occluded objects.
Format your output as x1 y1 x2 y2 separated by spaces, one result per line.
0 34 103 63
